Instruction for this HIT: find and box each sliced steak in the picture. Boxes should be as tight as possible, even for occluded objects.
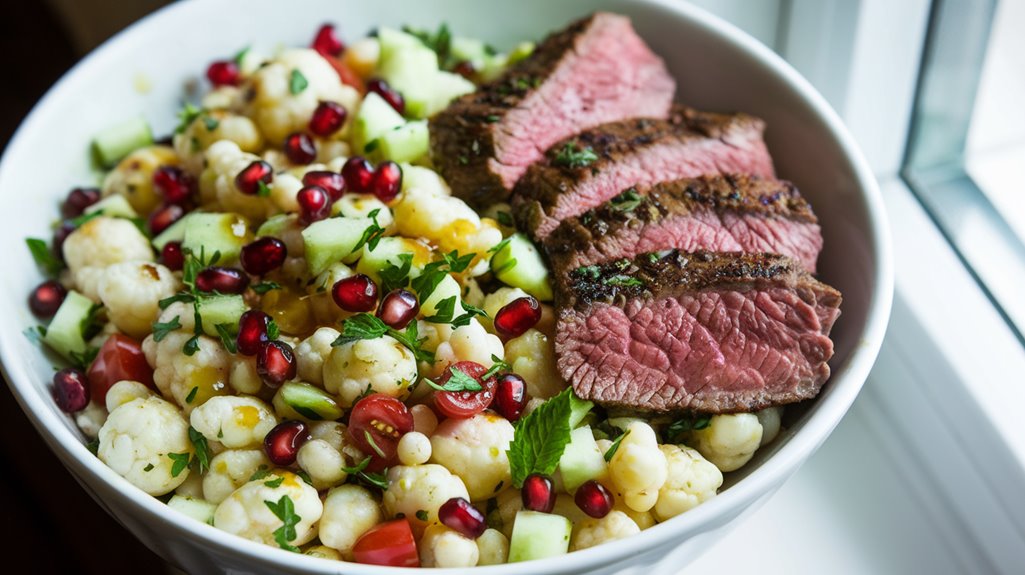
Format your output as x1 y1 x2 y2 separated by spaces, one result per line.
430 12 675 209
546 174 822 275
556 250 841 413
513 107 775 241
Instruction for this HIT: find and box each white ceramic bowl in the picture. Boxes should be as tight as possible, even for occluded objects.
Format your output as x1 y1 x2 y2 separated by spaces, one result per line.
0 0 892 573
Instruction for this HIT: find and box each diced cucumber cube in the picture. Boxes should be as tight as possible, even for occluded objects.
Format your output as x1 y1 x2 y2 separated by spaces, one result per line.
355 236 430 285
508 511 572 562
84 194 139 219
355 92 406 155
377 120 429 163
275 382 343 421
423 71 475 117
559 425 608 493
301 216 374 276
93 117 153 168
420 274 463 319
167 495 217 525
400 164 450 196
196 295 247 337
43 291 95 361
491 233 553 301
255 214 296 238
450 37 489 68
182 213 251 263
151 213 193 250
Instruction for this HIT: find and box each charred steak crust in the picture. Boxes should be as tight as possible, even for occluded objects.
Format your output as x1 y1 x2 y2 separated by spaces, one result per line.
512 107 771 240
546 174 817 256
430 12 675 209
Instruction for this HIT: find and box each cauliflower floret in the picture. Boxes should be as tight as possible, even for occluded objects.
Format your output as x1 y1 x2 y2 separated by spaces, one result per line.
97 396 192 495
570 510 641 551
101 145 179 214
308 420 347 452
189 396 277 449
504 329 566 399
609 421 668 513
652 444 723 521
320 484 383 558
98 261 179 339
294 327 340 386
203 449 270 504
213 470 323 548
324 336 417 407
142 329 232 411
689 413 763 472
305 546 342 561
432 318 504 377
308 262 354 326
267 171 303 214
393 187 496 257
757 407 782 446
333 193 394 230
400 164 452 197
397 431 432 466
229 357 262 395
429 412 514 500
174 109 264 174
476 528 510 566
62 216 153 300
296 439 347 490
383 464 469 528
199 140 277 220
242 48 359 143
104 380 154 412
419 524 479 568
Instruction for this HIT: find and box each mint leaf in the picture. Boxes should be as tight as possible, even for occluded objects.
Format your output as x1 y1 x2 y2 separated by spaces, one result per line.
266 319 280 341
175 103 202 134
264 477 285 488
351 209 385 253
665 414 711 443
481 355 511 380
26 238 63 276
332 313 434 363
507 388 592 487
248 465 271 482
604 429 630 462
152 316 182 342
264 495 301 552
168 452 191 477
379 253 413 294
252 281 281 295
341 456 372 475
604 275 644 288
425 366 483 392
289 69 308 95
188 426 211 474
215 323 238 354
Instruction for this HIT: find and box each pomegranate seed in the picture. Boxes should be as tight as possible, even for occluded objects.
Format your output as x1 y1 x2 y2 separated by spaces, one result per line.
494 373 529 422
297 185 331 224
312 23 345 57
29 280 67 319
302 170 345 201
263 420 309 466
257 340 297 387
61 187 100 218
195 267 250 294
377 289 419 329
53 368 90 413
367 78 405 115
148 203 185 236
332 274 378 312
206 60 240 86
575 480 614 518
371 161 403 202
234 160 273 195
161 241 185 271
53 220 76 258
493 296 542 338
521 474 556 513
236 310 272 356
153 166 193 205
341 156 374 194
283 132 317 165
240 237 287 276
452 60 476 79
309 101 348 137
438 497 487 539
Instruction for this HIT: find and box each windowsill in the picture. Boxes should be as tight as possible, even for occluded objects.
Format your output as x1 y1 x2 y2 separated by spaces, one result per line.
967 143 1025 245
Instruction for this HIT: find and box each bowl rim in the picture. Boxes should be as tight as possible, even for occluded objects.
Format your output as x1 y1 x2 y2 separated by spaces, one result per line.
0 0 893 572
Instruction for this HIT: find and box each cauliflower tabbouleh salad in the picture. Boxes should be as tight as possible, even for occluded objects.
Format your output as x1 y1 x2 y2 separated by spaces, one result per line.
24 20 783 568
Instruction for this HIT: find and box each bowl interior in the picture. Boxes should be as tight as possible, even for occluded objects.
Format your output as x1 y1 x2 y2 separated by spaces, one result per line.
0 0 890 572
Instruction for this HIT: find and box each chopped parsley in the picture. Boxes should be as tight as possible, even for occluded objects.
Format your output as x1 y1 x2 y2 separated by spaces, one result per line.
332 313 434 363
363 430 387 458
422 296 485 327
175 103 203 134
202 116 220 132
249 465 271 482
506 388 593 487
288 69 308 95
604 429 630 462
341 456 372 475
267 319 280 341
495 211 514 227
256 180 272 198
424 366 483 393
168 452 191 477
264 476 285 488
665 414 711 443
609 188 643 212
484 115 500 123
552 141 599 169
69 346 99 371
482 355 512 380
264 495 302 552
603 275 645 288
25 238 62 276
143 463 155 472
151 316 182 342
403 23 454 68
188 426 211 474
215 323 238 353
342 456 389 490
351 209 386 253
410 250 475 302
573 265 600 280
184 386 199 404
379 253 414 293
252 281 281 295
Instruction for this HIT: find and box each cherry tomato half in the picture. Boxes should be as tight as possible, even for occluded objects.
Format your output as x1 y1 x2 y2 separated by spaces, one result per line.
433 361 497 419
87 334 155 404
352 518 419 567
347 394 414 472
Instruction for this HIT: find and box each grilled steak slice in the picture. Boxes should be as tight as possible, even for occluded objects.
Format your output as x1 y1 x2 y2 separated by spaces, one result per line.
556 250 841 413
546 174 822 275
430 12 675 209
513 107 775 241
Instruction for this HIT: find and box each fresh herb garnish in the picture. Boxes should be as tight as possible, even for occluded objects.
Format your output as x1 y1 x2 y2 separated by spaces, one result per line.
363 139 380 154
168 452 191 477
185 386 199 404
341 456 372 475
481 355 512 380
69 347 99 371
415 509 429 521
424 366 483 393
86 439 100 456
264 476 285 488
332 313 434 363
143 463 155 472
552 141 598 169
252 281 281 295
249 465 271 482
484 115 500 124
188 427 211 474
609 188 643 212
495 211 514 227
351 209 386 253
363 430 386 458
604 429 630 462
423 296 485 327
574 265 600 280
215 323 238 353
233 46 250 65
506 388 593 487
159 292 195 310
175 103 202 134
264 495 302 552
26 238 62 276
342 456 389 490
410 250 476 302
403 23 453 68
288 69 308 95
665 414 712 443
379 253 414 293
152 316 182 342
202 116 220 132
266 319 280 341
256 180 272 198
68 210 103 228
183 335 201 356
604 275 644 288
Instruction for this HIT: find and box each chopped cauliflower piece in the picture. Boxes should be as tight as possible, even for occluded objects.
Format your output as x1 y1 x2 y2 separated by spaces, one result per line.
101 145 179 214
570 510 640 551
476 528 510 566
189 395 277 449
320 484 383 557
203 449 270 504
419 524 479 568
104 380 154 412
296 439 347 490
295 327 339 387
689 413 763 472
432 318 504 377
608 421 668 513
97 396 193 495
383 464 469 528
213 470 323 548
504 329 566 399
199 140 276 220
174 109 264 174
62 216 153 300
142 329 232 412
757 407 783 446
652 444 722 521
429 412 514 500
324 335 417 407
98 261 179 339
397 431 432 466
